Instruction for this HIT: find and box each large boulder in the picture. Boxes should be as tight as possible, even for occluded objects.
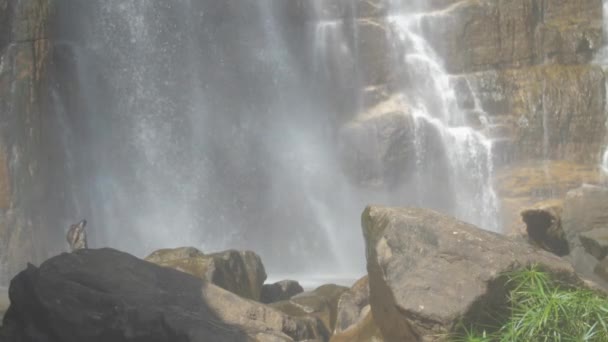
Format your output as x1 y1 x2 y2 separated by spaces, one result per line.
261 280 304 304
362 206 582 341
0 248 325 342
145 247 267 301
270 284 348 336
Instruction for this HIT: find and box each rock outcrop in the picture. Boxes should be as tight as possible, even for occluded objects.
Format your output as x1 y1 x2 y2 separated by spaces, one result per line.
362 206 582 341
145 247 267 301
261 280 304 304
270 284 348 336
521 199 569 256
561 185 608 285
330 276 383 342
425 0 603 74
0 248 325 342
0 0 62 284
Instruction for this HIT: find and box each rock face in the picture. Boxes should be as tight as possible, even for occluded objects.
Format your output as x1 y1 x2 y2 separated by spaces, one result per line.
0 248 325 342
261 280 304 304
561 185 608 285
0 0 65 284
362 206 580 341
330 276 383 342
270 284 348 336
521 200 569 256
426 0 603 74
145 247 267 301
467 65 606 165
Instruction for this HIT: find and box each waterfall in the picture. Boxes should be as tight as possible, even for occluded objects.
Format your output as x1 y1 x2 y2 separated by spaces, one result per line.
386 7 499 231
48 0 501 279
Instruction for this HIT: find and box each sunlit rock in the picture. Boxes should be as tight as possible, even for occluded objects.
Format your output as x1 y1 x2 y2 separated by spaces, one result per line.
270 284 348 336
362 206 581 341
145 247 267 301
466 65 606 165
422 0 603 73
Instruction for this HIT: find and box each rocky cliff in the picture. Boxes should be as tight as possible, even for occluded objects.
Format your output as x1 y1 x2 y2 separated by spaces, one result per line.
0 0 56 283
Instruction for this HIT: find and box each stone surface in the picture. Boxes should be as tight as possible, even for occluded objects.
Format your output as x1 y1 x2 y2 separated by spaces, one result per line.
270 284 348 336
0 248 327 341
330 275 383 341
334 276 369 334
0 0 58 284
0 288 7 326
425 0 603 73
362 206 581 341
579 228 608 261
521 200 569 256
261 280 304 304
495 161 603 234
329 309 383 342
467 65 606 165
145 247 267 301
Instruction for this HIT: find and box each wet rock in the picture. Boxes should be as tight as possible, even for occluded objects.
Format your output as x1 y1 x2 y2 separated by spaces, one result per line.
521 200 569 256
145 247 267 301
424 0 603 73
0 248 317 342
495 161 603 234
594 258 608 284
362 206 581 341
467 65 606 165
261 280 304 304
329 309 383 342
579 229 608 261
331 276 383 341
270 284 348 336
562 185 608 240
334 276 369 334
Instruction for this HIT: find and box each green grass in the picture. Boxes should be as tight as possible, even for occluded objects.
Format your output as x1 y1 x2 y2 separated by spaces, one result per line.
452 266 608 342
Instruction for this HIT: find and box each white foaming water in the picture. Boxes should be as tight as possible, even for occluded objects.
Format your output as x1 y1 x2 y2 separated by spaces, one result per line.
388 10 500 231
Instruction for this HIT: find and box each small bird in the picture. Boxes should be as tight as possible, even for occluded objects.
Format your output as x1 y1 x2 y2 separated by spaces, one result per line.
66 219 88 252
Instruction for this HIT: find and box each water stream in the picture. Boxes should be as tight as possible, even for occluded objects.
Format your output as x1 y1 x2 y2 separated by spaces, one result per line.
48 1 500 277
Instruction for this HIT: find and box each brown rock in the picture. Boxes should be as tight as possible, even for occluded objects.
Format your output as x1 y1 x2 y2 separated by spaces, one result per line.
495 161 603 234
334 276 369 334
145 247 267 301
424 0 603 73
467 65 606 165
521 200 569 256
270 284 348 336
362 206 581 341
330 309 383 342
579 228 608 261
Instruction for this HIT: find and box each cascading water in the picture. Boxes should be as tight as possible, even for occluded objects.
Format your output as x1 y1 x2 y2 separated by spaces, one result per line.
385 5 499 231
46 0 500 280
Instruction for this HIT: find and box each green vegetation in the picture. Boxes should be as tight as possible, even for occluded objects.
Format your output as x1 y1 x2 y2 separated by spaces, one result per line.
452 266 608 342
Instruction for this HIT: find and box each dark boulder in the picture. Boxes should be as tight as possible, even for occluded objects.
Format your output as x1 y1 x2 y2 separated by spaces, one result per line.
0 248 322 342
261 280 304 304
